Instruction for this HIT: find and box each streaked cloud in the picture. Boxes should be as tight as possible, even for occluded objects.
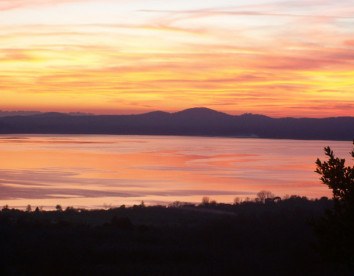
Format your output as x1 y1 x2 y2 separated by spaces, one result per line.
0 0 353 117
0 0 99 11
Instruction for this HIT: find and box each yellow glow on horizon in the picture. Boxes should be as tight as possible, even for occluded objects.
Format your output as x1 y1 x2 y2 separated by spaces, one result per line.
0 0 353 117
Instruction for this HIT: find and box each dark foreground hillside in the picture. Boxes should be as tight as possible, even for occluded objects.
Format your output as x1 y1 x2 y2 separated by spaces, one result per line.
0 197 350 276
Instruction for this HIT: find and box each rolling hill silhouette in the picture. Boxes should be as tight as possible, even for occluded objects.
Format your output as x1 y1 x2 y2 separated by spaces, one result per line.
0 107 352 140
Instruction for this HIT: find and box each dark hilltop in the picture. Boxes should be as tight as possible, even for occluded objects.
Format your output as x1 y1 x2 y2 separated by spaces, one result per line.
0 107 352 140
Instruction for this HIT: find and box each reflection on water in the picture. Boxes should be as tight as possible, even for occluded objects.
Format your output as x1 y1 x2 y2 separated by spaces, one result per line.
0 135 351 209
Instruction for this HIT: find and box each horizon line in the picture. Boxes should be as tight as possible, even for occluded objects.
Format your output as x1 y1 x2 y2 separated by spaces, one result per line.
0 107 353 119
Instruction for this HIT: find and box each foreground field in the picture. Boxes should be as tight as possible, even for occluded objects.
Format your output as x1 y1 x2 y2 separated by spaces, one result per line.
0 198 350 275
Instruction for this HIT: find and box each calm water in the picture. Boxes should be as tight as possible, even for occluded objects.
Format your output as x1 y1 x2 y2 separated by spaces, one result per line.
0 135 351 209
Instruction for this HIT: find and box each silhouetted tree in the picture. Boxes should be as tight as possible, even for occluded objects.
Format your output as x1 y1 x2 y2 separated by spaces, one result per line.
26 205 32 212
233 197 241 205
55 204 63 212
313 144 354 269
210 200 217 206
315 146 354 212
256 190 274 203
65 206 76 213
201 196 210 205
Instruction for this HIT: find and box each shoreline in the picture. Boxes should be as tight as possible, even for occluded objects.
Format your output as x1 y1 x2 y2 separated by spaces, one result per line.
0 132 352 141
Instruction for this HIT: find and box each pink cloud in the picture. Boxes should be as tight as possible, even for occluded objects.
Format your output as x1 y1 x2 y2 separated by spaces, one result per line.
0 0 102 11
344 40 354 47
0 48 38 62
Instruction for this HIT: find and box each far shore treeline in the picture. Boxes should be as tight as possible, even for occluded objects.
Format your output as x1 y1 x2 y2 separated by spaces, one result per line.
0 107 353 140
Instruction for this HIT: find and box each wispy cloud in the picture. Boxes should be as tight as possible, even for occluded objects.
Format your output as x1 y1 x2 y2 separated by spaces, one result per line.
0 0 99 11
0 0 353 117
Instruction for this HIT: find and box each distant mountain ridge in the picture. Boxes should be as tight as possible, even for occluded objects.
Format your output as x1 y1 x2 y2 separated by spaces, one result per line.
0 110 41 117
0 110 93 117
0 107 352 141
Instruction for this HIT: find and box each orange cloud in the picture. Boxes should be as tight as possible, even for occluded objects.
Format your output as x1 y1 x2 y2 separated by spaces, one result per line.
0 1 353 117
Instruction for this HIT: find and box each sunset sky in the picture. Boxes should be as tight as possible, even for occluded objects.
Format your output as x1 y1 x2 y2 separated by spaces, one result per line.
1 0 354 117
